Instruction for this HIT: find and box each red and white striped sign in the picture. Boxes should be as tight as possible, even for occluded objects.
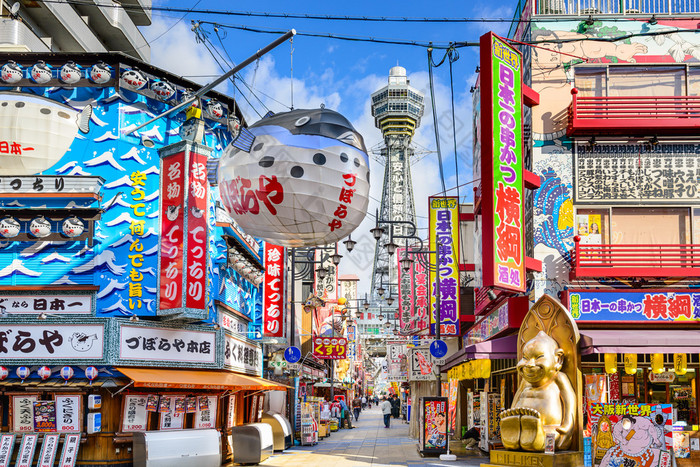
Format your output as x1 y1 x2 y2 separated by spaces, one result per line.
158 152 186 310
263 243 285 337
185 152 208 310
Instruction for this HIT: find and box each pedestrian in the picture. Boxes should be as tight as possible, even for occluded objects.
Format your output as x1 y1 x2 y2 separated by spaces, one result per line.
339 397 354 429
352 396 362 421
380 396 392 428
331 399 341 419
361 395 367 409
391 395 400 419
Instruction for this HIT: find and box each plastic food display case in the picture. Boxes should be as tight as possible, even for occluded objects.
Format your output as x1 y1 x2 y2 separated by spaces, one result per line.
132 429 222 467
260 411 292 451
229 423 274 464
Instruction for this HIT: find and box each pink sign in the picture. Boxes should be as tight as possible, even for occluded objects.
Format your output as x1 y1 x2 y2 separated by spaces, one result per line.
263 243 285 337
158 151 186 310
185 151 208 310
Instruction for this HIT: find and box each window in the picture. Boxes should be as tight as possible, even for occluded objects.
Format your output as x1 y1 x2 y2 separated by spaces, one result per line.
575 65 691 97
576 207 692 245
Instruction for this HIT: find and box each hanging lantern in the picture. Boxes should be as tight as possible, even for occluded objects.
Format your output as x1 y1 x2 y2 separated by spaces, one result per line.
61 217 85 238
120 68 148 90
151 79 176 102
218 108 370 247
0 217 20 238
30 61 52 84
59 61 82 84
29 216 52 238
480 359 491 379
674 353 688 376
37 366 52 380
16 366 30 383
1 61 23 84
85 366 98 385
89 61 112 84
604 353 618 374
624 353 637 375
60 366 74 384
651 353 665 374
0 366 8 381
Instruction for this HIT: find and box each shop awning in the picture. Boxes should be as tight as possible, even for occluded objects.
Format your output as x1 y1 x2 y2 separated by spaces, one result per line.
116 367 290 391
580 330 700 355
443 334 518 370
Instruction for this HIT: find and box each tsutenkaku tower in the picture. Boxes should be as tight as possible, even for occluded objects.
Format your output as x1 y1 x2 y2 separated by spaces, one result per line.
370 66 424 300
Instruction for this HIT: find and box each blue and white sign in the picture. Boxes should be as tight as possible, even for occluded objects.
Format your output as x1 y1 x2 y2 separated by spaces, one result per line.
569 290 700 323
284 346 301 363
429 339 448 359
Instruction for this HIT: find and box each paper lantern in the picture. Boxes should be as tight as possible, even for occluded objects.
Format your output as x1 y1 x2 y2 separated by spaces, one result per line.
651 353 665 374
0 366 8 380
674 353 688 376
481 359 491 379
0 92 92 176
218 108 370 247
624 353 637 375
30 61 52 84
0 217 20 238
16 366 30 382
604 353 618 374
121 68 148 90
1 61 23 84
37 366 52 380
89 62 112 84
61 217 85 238
85 366 98 384
59 61 82 84
60 366 74 384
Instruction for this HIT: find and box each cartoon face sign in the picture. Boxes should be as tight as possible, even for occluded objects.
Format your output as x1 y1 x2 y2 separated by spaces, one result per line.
62 217 85 238
89 62 112 84
151 79 176 101
218 108 370 247
1 61 23 84
30 61 52 84
29 217 52 238
205 99 224 119
0 217 20 238
166 205 181 221
121 68 148 90
70 333 98 352
60 61 82 84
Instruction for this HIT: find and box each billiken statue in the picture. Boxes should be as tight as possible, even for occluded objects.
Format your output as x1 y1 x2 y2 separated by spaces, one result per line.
500 331 576 452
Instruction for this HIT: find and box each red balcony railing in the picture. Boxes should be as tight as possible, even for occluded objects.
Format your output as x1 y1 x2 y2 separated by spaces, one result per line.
567 88 700 136
570 236 700 279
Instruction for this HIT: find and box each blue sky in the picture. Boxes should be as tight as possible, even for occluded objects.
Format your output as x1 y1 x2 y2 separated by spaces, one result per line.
143 0 516 293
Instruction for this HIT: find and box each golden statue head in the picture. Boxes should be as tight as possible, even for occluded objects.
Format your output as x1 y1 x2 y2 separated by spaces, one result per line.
517 331 564 387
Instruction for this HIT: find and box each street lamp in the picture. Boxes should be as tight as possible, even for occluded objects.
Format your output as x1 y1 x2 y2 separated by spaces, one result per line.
385 240 398 256
330 252 343 266
343 235 356 252
355 310 363 319
370 225 385 241
384 321 391 329
316 266 328 280
400 253 414 272
385 295 394 306
377 286 385 297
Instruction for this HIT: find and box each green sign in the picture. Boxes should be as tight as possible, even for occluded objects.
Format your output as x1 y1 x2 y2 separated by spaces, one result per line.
490 35 525 292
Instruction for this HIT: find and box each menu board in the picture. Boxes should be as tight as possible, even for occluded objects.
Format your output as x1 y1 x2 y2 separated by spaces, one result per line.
0 434 15 467
37 434 60 467
195 396 218 429
15 434 38 467
159 396 184 430
12 395 38 432
56 395 81 432
122 395 148 432
33 401 57 432
57 433 81 467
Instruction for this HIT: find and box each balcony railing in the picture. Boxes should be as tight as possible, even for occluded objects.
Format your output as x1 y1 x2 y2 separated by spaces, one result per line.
567 89 700 136
570 237 700 279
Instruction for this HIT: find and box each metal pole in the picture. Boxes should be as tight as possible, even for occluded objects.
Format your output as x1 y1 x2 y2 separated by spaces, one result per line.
125 29 296 136
435 240 442 397
330 361 335 400
290 248 296 348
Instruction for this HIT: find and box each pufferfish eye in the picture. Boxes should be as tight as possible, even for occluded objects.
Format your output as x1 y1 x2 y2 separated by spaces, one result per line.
338 131 361 150
295 116 310 127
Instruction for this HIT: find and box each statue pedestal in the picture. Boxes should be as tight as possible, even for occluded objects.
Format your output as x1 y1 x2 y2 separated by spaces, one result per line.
481 450 583 467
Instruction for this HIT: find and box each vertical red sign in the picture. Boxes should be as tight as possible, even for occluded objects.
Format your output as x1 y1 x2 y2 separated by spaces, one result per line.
263 242 285 337
159 152 186 310
185 152 209 310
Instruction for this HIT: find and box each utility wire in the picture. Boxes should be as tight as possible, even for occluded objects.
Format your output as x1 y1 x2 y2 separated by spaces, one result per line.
427 47 448 198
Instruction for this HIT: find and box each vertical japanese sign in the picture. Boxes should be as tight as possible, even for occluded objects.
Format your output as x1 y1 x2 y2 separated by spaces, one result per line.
314 246 338 301
397 246 415 333
428 196 460 336
158 151 186 310
263 243 285 337
479 32 525 293
185 151 209 310
128 169 149 312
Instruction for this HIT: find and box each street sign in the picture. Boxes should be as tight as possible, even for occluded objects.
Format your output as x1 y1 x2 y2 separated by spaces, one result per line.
284 346 302 363
430 339 448 359
288 363 301 371
269 361 287 368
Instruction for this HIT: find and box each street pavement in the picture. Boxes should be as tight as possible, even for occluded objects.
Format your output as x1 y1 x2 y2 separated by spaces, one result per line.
259 406 489 466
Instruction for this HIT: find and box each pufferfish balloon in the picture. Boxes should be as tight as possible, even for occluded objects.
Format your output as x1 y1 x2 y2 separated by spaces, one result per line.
218 108 370 248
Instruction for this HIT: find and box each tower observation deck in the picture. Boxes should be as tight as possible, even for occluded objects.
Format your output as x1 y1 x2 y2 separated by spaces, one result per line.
370 66 425 307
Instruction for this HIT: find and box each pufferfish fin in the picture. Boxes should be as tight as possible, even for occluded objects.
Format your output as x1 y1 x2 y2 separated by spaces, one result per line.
262 110 275 119
77 104 93 134
231 126 255 152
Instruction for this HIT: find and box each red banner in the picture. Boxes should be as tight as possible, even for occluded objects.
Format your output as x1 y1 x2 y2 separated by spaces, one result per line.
185 152 208 310
159 152 185 310
263 243 285 337
312 337 347 360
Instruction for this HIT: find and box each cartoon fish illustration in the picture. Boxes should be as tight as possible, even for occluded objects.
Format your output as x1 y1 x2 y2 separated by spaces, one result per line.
89 61 112 84
30 60 52 84
166 205 180 221
190 206 204 218
29 216 52 238
217 107 370 247
205 99 224 119
151 79 176 101
61 216 85 238
0 217 20 238
0 61 23 84
0 91 92 175
121 68 148 90
60 61 82 84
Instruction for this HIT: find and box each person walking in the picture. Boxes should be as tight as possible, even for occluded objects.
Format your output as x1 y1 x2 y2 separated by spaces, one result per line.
361 395 367 409
331 399 341 419
390 395 400 419
339 398 354 429
352 396 362 421
380 396 392 428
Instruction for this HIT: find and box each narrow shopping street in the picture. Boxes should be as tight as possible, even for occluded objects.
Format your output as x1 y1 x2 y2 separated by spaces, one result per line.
259 406 488 467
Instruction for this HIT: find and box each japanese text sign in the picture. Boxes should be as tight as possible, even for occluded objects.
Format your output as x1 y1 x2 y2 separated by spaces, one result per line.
185 151 209 310
0 294 91 314
33 401 56 432
428 197 460 336
398 246 428 333
312 337 347 359
569 290 700 322
0 324 104 359
158 151 186 311
122 395 148 432
0 434 15 467
263 243 285 337
224 333 263 376
119 325 216 364
56 395 81 432
15 434 38 467
479 32 525 293
37 434 60 467
58 433 80 467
